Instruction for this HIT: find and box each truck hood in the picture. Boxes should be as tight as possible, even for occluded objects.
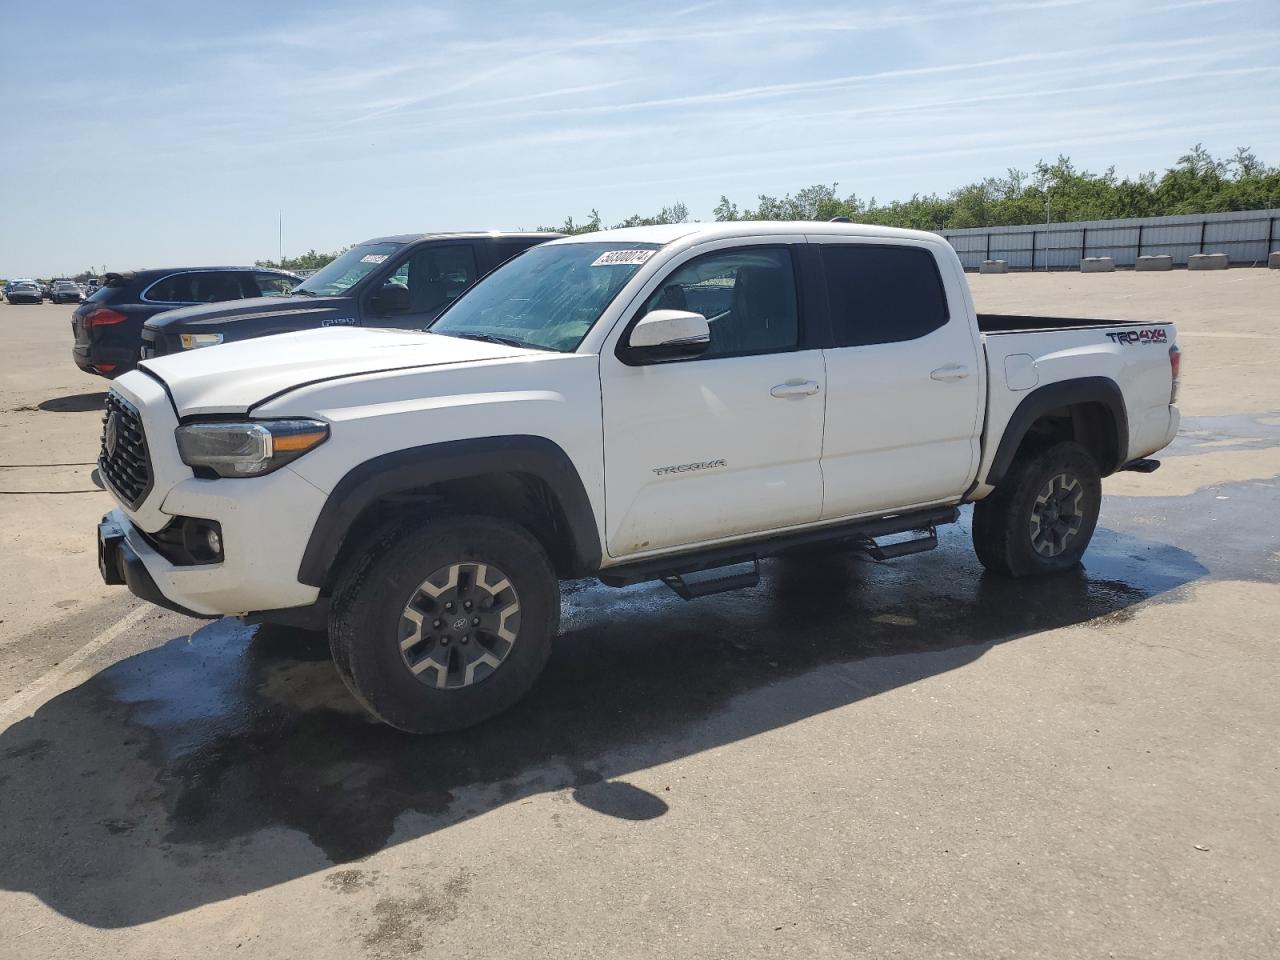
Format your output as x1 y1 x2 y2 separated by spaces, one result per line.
139 327 530 416
144 294 350 332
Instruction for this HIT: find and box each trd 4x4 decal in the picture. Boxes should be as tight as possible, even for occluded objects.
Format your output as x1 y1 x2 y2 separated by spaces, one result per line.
1107 328 1168 345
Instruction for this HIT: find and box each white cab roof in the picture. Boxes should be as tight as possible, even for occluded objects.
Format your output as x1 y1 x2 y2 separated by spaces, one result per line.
545 220 942 247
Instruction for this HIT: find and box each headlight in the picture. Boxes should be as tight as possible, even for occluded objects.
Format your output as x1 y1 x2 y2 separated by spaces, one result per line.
180 333 225 350
175 419 329 478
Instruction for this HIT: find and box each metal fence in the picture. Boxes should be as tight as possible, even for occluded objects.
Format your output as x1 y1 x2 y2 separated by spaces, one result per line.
938 208 1280 270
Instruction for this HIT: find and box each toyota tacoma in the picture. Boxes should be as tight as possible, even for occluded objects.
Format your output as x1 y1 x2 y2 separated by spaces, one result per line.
96 221 1182 733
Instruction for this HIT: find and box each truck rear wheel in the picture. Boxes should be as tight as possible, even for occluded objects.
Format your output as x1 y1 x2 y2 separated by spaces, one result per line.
329 515 559 734
972 440 1102 578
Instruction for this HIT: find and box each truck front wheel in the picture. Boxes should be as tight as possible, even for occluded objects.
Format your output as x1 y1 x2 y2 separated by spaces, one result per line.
972 440 1102 577
329 515 559 733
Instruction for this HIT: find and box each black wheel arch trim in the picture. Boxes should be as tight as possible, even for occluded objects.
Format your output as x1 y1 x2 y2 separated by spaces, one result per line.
296 435 602 588
985 377 1128 486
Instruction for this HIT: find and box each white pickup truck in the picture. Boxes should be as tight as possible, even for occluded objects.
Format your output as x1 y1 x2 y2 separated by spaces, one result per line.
96 221 1181 733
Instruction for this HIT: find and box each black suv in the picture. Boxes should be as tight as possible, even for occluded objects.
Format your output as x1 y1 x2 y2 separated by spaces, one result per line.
71 266 301 377
141 232 562 359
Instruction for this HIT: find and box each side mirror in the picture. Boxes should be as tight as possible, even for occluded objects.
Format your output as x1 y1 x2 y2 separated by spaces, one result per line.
625 309 710 364
372 282 411 315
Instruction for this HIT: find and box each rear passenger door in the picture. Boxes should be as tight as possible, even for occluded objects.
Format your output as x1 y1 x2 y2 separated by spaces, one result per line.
817 241 983 519
366 243 479 329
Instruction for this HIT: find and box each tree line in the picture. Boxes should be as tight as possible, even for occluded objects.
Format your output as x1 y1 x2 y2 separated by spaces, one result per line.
255 145 1279 269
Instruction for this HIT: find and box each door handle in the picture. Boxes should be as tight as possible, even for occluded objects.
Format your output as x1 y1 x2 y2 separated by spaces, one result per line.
930 364 971 382
770 379 821 399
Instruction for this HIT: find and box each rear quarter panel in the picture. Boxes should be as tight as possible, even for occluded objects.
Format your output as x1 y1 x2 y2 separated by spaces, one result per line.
976 322 1177 497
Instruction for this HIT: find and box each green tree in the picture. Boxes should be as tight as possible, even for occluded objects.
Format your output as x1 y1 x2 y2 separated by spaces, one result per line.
256 248 347 271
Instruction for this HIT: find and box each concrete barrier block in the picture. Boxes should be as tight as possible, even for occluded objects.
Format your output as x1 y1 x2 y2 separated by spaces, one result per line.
1136 255 1173 271
979 260 1008 274
1269 251 1280 269
1080 257 1115 273
1188 253 1229 270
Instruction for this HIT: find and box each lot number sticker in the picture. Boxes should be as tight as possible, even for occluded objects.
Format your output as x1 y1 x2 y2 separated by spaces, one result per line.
360 254 389 263
591 249 655 267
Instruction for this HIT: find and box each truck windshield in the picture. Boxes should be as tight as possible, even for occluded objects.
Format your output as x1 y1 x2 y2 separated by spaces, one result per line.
428 241 661 352
294 242 403 296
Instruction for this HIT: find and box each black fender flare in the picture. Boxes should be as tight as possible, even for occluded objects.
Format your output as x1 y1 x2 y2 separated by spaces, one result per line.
985 377 1128 486
296 435 602 587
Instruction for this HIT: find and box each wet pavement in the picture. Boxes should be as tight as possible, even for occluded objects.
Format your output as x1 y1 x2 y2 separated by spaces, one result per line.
2 414 1277 931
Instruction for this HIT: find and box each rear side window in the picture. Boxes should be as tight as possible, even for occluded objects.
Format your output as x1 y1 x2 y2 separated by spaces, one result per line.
143 273 194 302
145 271 246 303
822 245 948 347
491 239 539 267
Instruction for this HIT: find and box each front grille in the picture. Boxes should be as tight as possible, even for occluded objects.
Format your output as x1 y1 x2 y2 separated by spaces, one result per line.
99 392 154 509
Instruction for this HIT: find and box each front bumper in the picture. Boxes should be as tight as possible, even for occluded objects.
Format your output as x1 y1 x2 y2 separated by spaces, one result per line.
101 468 330 616
98 516 213 619
97 372 331 617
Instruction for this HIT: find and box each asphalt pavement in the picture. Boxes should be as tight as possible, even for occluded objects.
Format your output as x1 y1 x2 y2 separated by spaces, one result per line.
0 271 1277 959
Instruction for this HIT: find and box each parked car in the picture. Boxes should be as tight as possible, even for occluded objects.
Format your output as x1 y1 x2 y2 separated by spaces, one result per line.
83 277 102 296
97 221 1182 734
5 281 43 305
70 266 302 377
39 282 52 300
140 232 563 358
50 280 83 304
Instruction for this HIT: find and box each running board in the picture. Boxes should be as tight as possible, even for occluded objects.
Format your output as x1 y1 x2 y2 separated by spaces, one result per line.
661 561 760 600
1120 458 1161 473
858 527 939 561
598 505 960 589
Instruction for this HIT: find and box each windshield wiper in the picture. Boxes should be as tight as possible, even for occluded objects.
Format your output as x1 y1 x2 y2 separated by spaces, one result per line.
450 332 551 351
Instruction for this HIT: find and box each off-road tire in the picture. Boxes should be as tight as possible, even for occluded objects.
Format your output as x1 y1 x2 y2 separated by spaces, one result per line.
972 440 1102 578
329 514 559 734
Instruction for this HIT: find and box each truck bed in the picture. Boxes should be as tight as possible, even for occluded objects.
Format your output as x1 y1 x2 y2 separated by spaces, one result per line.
978 314 1155 334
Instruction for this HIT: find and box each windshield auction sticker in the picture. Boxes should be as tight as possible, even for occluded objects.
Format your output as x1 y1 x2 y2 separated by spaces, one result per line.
360 254 389 263
591 249 655 267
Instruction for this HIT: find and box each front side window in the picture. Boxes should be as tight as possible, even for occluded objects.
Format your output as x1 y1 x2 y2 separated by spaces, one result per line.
294 242 403 296
822 245 948 347
380 245 478 315
639 247 798 358
429 241 660 352
252 272 297 297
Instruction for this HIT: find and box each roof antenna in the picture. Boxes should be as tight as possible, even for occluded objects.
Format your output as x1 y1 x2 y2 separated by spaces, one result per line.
828 216 852 223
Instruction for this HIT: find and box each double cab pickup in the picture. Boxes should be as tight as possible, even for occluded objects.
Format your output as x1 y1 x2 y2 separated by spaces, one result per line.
97 221 1181 733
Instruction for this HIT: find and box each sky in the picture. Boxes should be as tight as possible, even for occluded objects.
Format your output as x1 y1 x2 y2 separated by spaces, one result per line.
2 0 1278 277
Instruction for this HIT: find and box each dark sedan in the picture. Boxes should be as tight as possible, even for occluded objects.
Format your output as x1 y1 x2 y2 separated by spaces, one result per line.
50 280 83 304
70 266 301 377
6 282 43 305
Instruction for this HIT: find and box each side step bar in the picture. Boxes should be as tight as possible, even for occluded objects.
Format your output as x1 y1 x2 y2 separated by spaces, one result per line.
1120 458 1161 474
601 505 959 596
857 527 939 561
662 561 760 600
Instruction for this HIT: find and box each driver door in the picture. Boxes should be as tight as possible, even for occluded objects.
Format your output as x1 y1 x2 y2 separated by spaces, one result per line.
601 242 826 559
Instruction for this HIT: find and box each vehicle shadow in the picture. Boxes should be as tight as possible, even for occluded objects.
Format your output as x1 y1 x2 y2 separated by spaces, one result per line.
0 522 1207 927
38 392 107 413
